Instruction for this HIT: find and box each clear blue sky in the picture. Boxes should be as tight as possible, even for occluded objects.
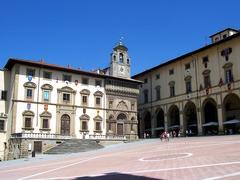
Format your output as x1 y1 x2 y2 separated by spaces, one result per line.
0 0 239 75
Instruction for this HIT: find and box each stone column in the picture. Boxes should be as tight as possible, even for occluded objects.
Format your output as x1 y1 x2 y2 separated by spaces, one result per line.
217 105 224 135
164 113 168 131
179 111 184 136
197 107 203 136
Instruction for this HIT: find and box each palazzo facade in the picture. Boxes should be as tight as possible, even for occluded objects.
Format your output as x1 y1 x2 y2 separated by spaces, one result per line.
0 43 141 160
133 28 240 138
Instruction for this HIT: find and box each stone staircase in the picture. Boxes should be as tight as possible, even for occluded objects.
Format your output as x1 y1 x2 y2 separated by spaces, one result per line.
44 139 104 154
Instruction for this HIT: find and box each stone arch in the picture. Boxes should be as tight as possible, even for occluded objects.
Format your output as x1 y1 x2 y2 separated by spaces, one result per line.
142 111 152 136
202 98 218 135
116 101 128 111
40 111 52 118
79 114 90 120
183 101 198 136
60 114 71 136
223 93 240 134
80 89 90 95
41 84 53 90
23 82 37 88
167 105 180 135
94 91 103 97
155 108 165 136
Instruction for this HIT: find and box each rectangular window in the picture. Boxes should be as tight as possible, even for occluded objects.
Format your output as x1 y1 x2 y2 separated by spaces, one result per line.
204 75 211 88
202 56 209 63
96 122 101 131
26 68 35 77
43 71 52 79
82 78 89 85
225 69 233 83
155 74 160 80
185 63 190 70
42 119 49 129
82 96 88 104
43 90 50 101
169 69 174 75
109 101 113 109
95 80 102 87
63 93 70 101
26 89 33 99
131 103 135 111
96 97 101 105
1 90 7 100
186 81 192 93
144 78 148 83
63 74 72 82
82 121 88 130
170 86 175 97
0 120 4 131
144 90 148 103
25 118 31 128
156 87 160 100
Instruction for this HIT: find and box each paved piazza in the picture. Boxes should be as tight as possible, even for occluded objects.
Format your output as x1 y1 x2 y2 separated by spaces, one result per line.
0 135 240 180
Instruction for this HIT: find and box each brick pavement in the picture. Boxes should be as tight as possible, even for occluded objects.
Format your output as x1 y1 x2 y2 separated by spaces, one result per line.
0 135 240 180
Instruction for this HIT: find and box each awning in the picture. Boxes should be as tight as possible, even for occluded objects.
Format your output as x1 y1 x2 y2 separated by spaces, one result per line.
223 119 240 125
202 122 218 127
188 124 197 127
154 127 165 130
168 125 180 129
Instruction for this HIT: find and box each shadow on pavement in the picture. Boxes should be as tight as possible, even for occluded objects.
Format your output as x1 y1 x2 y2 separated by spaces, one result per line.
75 172 163 180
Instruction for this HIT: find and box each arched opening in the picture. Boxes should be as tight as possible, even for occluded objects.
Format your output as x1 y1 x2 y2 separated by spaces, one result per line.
184 101 198 136
119 53 124 63
155 109 165 136
143 111 151 137
223 93 240 134
61 114 70 136
168 105 180 137
116 113 127 135
202 99 218 135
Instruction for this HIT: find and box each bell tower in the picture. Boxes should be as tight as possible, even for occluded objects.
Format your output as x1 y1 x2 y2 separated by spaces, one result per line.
109 41 131 79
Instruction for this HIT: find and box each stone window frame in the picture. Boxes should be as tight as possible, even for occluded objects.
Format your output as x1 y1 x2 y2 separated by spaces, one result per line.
82 77 89 85
185 63 191 70
169 81 175 97
108 100 113 109
43 71 52 80
94 91 103 107
23 82 37 101
39 111 52 131
202 69 211 88
169 69 174 75
94 115 103 133
95 79 102 87
184 75 192 94
26 68 35 78
22 110 35 131
80 89 90 106
62 74 72 82
41 84 53 102
0 119 5 132
79 114 90 132
223 62 233 83
57 86 76 105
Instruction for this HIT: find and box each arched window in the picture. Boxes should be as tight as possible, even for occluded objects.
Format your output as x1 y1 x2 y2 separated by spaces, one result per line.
119 53 124 63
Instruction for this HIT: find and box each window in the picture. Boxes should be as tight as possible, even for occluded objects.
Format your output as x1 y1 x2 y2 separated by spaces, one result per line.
127 59 129 64
0 120 4 131
63 93 70 101
170 86 175 97
82 95 88 104
96 97 101 105
155 86 160 100
25 118 32 128
202 56 209 68
95 80 102 87
144 78 148 83
156 74 160 80
143 90 148 103
119 53 124 63
169 69 174 75
63 74 71 82
185 63 190 70
223 34 227 39
95 122 101 131
43 90 50 101
186 81 192 93
43 71 52 79
42 119 49 129
109 101 113 108
26 68 35 77
225 69 233 83
26 89 33 99
1 90 7 100
82 78 89 85
82 121 88 131
204 75 211 88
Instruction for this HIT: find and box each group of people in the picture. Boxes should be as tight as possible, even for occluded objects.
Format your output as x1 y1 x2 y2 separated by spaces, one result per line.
160 130 180 141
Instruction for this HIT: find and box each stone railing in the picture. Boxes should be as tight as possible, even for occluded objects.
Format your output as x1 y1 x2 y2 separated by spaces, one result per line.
11 133 73 140
89 134 126 140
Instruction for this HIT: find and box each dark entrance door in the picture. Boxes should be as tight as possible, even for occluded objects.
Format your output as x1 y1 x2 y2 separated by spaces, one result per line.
61 114 70 136
117 123 123 135
34 141 42 153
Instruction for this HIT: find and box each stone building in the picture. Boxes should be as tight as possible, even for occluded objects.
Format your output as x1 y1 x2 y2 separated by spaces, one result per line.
133 28 240 138
0 43 141 160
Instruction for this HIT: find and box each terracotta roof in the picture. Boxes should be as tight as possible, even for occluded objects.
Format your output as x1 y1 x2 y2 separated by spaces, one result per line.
4 58 142 83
